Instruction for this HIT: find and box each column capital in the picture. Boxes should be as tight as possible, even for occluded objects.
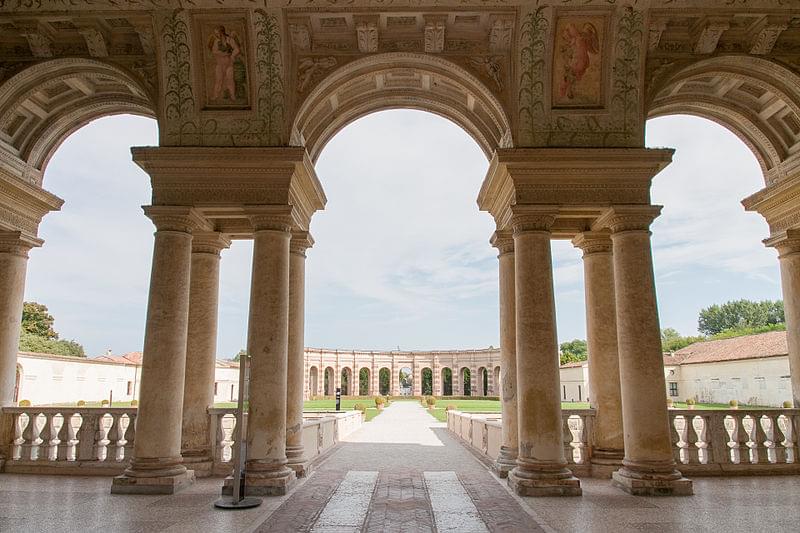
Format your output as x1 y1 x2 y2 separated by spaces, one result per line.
0 231 41 257
245 206 294 232
290 231 314 256
765 229 800 257
593 205 662 234
572 231 612 256
143 206 210 233
191 231 231 256
490 230 514 255
510 206 558 235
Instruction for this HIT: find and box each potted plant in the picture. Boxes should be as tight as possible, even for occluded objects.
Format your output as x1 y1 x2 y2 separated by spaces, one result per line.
729 399 739 409
426 396 436 410
784 401 794 408
686 398 696 410
666 398 674 408
374 396 385 410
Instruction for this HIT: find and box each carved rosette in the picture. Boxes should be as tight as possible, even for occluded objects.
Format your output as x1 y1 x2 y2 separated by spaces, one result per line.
572 231 613 257
191 231 231 256
510 208 558 235
490 230 514 256
594 206 662 234
143 206 207 234
290 231 314 257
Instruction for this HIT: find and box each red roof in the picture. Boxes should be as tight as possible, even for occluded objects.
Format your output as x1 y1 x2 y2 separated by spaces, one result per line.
670 331 787 365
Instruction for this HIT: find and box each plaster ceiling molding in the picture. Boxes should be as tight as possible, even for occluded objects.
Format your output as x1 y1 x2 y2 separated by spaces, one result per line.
648 56 800 185
0 58 155 181
692 18 730 54
291 52 511 162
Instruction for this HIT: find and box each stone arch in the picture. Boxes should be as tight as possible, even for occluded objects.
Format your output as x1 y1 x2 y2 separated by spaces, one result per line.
647 56 800 185
358 367 370 396
340 366 353 396
399 366 412 395
421 367 433 396
324 366 335 396
478 366 488 396
0 58 155 185
308 366 318 397
291 52 512 162
493 366 501 396
441 367 452 396
460 367 471 397
378 367 390 396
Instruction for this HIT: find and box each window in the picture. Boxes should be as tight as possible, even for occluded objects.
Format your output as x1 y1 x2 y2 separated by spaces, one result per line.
669 382 678 397
562 385 566 400
755 377 767 390
230 385 235 401
127 381 133 395
214 382 218 395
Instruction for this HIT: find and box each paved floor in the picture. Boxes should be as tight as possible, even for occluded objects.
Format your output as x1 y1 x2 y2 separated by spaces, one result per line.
1 401 799 532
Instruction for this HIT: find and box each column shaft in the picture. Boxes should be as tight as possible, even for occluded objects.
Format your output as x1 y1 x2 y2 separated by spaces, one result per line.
777 245 800 407
573 232 624 477
113 207 199 494
244 213 296 495
287 232 312 476
492 231 517 477
181 233 228 476
602 207 691 496
508 211 580 496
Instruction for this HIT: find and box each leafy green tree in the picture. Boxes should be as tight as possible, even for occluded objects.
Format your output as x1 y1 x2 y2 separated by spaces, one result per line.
232 349 247 362
21 302 58 339
359 368 369 395
422 368 433 396
698 299 784 335
379 368 390 395
559 339 587 365
19 332 84 357
661 328 704 352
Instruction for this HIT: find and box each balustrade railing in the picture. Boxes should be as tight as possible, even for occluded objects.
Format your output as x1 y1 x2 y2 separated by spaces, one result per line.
3 407 137 474
448 408 800 477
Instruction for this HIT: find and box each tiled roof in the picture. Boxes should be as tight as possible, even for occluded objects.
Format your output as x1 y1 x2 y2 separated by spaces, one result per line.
671 330 787 365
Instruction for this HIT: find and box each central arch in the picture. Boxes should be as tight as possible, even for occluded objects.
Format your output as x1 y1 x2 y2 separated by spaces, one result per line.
292 52 512 162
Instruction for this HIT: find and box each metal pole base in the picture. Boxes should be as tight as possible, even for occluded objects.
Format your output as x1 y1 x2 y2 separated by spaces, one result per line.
214 496 263 509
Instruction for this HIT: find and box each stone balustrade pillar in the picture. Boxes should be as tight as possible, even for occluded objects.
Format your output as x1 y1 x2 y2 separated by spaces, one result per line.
0 233 38 467
508 209 581 497
573 231 624 478
112 206 203 494
180 232 230 477
769 233 800 407
242 207 296 495
491 230 518 478
596 206 692 496
287 232 313 477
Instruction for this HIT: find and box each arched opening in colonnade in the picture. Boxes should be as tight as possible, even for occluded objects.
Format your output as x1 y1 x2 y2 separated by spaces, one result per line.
308 366 319 397
421 368 433 396
441 368 453 397
324 366 335 396
399 366 412 396
359 368 370 396
378 368 390 396
460 367 471 397
340 367 353 396
478 367 488 397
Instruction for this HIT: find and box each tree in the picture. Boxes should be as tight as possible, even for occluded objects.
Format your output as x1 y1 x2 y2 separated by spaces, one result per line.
231 349 247 362
359 368 369 395
21 302 58 339
698 299 784 336
559 339 587 365
18 332 84 357
379 368 390 395
661 328 703 352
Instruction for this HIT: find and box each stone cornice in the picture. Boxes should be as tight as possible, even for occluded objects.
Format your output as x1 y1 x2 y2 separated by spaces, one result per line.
572 231 613 256
245 205 294 233
0 230 42 257
593 205 662 233
490 229 513 256
0 166 63 241
291 230 314 256
142 206 211 233
510 205 558 234
763 229 800 258
742 169 800 238
132 146 326 236
191 231 231 255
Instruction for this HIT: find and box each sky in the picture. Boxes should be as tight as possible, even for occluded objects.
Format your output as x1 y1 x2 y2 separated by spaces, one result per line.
23 111 782 358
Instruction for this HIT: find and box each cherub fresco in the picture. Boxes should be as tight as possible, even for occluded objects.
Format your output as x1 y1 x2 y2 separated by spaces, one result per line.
207 25 246 103
557 22 600 101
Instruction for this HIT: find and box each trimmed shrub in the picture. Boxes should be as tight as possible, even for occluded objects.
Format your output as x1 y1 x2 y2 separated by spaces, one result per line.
729 399 739 408
130 400 139 407
77 400 86 407
783 401 793 408
374 396 385 407
666 398 674 408
18 399 31 407
425 396 436 408
685 398 696 408
445 404 457 412
353 402 367 413
100 399 110 407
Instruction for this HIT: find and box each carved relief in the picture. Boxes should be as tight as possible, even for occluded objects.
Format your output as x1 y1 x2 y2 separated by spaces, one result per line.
159 10 198 145
298 56 337 93
648 20 667 52
553 15 604 107
290 23 311 51
356 22 378 53
489 19 513 53
694 21 729 54
750 22 788 55
198 17 249 108
469 56 503 91
424 21 445 54
78 28 108 57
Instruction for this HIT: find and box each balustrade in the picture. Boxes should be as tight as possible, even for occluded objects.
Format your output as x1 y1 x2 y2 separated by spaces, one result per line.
448 408 800 477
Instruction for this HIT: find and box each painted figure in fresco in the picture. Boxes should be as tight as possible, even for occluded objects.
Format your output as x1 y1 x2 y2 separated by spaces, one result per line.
208 25 242 101
558 22 599 101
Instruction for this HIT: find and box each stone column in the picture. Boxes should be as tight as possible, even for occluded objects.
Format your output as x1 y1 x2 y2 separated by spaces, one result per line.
0 233 38 466
508 209 581 497
573 231 624 478
112 207 201 494
242 208 296 495
491 231 518 478
597 206 692 496
769 233 800 407
287 232 313 477
181 232 230 477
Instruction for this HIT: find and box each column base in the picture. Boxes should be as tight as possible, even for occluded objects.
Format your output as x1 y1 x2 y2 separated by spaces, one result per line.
612 465 693 496
111 469 195 495
286 445 311 477
492 446 518 478
508 464 582 497
590 448 624 479
223 464 297 496
181 453 213 478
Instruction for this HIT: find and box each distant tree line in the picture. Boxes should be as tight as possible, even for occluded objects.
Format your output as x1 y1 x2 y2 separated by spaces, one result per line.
19 302 85 357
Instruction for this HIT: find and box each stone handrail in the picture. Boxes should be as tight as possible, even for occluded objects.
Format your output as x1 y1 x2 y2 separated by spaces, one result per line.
2 406 137 475
447 408 800 477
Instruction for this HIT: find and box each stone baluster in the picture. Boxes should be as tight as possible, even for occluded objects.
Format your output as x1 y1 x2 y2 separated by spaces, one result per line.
105 413 123 463
573 416 587 464
562 417 575 465
19 413 39 461
685 416 701 465
57 411 76 461
669 414 684 465
695 414 712 465
709 413 730 465
732 414 751 464
213 414 227 465
122 412 136 462
781 414 797 463
751 415 770 464
771 414 787 464
228 413 240 465
76 412 101 462
38 413 57 461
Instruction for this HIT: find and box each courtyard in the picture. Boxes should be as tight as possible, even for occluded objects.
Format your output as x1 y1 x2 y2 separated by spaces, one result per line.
1 402 798 532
